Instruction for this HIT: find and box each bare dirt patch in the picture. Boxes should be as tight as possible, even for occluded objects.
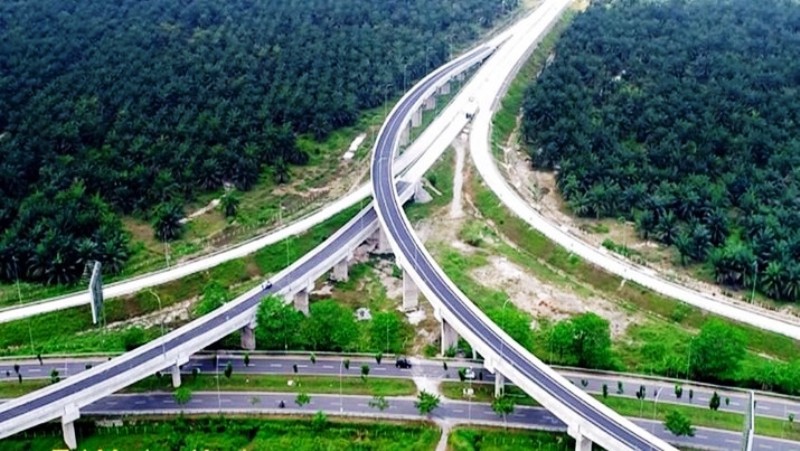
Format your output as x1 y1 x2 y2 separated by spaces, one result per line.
412 136 634 336
105 299 194 331
470 255 635 338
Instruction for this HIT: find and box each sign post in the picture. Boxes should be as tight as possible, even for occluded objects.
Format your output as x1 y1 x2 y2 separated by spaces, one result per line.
89 261 104 325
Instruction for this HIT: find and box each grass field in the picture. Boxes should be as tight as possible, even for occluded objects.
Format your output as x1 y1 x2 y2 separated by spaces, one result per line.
2 416 440 451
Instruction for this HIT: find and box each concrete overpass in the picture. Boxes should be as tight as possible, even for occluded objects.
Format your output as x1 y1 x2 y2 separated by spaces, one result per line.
369 0 678 449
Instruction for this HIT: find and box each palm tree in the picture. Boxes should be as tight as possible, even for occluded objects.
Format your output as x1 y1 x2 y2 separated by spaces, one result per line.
220 190 240 218
759 261 783 299
153 202 184 242
274 156 290 184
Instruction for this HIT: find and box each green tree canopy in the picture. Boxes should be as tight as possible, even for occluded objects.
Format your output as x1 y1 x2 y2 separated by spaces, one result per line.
521 0 800 303
690 319 747 381
664 410 695 437
303 300 358 351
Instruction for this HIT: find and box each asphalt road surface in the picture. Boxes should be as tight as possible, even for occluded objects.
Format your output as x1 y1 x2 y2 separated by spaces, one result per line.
78 392 800 451
4 355 797 422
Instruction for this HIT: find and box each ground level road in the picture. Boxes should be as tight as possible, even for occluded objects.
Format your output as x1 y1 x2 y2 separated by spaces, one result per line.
25 392 800 451
2 354 797 421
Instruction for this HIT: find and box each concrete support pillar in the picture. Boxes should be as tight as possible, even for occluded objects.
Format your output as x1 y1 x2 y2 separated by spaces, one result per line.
294 286 311 316
403 269 419 311
424 95 436 111
399 124 410 146
574 434 592 451
494 371 506 396
61 404 80 450
440 81 451 95
411 108 422 127
370 228 393 255
330 256 350 282
441 320 458 356
171 363 182 388
62 420 77 450
413 180 432 204
240 316 257 350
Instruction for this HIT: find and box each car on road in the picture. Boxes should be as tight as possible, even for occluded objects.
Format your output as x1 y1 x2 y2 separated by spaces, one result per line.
261 280 273 291
464 368 476 380
395 357 412 369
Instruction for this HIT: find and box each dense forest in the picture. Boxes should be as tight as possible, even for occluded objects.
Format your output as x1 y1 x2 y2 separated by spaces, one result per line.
0 0 517 285
522 0 800 302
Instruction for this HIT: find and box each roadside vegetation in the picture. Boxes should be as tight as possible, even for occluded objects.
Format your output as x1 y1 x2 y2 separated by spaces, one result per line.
1 416 440 451
131 374 416 397
465 177 800 396
0 202 366 356
440 381 800 441
449 426 574 451
521 0 800 304
0 0 518 302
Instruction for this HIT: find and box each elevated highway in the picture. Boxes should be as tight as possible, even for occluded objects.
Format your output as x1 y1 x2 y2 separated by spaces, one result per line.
369 0 677 449
0 10 519 448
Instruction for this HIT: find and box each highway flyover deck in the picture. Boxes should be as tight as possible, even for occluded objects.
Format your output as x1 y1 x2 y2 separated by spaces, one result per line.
368 1 677 448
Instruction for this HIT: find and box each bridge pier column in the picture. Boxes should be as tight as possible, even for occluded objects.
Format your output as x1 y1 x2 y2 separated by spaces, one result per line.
568 425 593 451
171 363 182 388
441 320 458 355
413 180 432 204
330 253 352 282
574 434 592 451
494 371 506 396
61 403 80 450
399 124 410 146
440 81 451 95
403 269 419 311
370 228 393 255
424 95 436 111
293 282 313 316
240 316 257 350
411 108 422 128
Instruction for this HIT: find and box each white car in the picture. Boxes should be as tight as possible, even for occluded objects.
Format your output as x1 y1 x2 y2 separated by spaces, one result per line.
464 368 476 380
261 280 273 291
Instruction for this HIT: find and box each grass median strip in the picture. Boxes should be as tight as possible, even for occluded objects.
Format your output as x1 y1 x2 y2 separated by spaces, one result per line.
440 381 800 441
129 374 417 397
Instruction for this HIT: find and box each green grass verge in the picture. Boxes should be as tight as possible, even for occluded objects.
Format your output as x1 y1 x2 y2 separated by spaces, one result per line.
3 416 440 451
0 201 366 356
491 8 577 155
406 148 456 222
450 426 574 451
440 381 800 441
0 374 416 399
469 175 799 367
0 379 50 398
131 374 417 397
